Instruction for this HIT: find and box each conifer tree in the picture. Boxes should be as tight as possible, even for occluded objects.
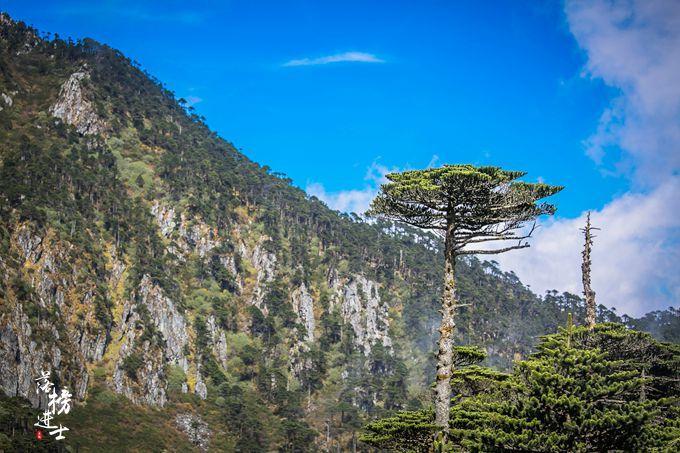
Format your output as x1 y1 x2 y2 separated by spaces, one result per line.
361 346 495 452
448 323 679 452
361 323 680 452
367 164 561 435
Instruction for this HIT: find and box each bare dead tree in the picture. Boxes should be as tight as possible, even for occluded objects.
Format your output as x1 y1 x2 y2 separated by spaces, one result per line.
581 212 600 330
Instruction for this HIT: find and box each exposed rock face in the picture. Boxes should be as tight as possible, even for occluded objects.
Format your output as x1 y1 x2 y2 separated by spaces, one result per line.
0 304 62 407
151 200 226 263
74 292 108 364
175 412 211 452
50 71 105 135
239 241 276 307
332 274 391 354
16 225 42 263
0 225 100 404
0 91 13 111
206 315 229 370
291 283 315 342
112 339 166 407
219 254 239 281
194 368 207 400
288 340 312 380
287 284 316 379
112 274 190 406
178 218 220 258
150 200 177 238
135 275 189 370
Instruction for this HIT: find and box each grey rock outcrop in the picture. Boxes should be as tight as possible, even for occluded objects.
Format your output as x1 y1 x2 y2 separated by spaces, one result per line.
151 200 225 262
0 304 61 406
112 274 190 406
194 368 207 399
331 274 392 354
239 240 276 307
112 343 166 407
136 275 189 370
178 218 220 258
206 315 229 370
175 412 211 452
1 225 100 404
291 283 315 342
150 200 177 238
0 91 12 111
50 70 105 135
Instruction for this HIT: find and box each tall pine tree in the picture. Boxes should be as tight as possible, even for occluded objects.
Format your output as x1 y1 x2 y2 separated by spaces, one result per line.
367 164 561 436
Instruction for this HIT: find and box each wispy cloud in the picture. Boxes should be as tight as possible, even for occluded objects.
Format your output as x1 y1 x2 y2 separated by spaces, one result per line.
306 183 377 214
427 154 440 168
306 160 401 214
495 179 680 317
494 0 680 316
565 0 680 185
306 157 449 214
283 52 384 67
184 95 202 106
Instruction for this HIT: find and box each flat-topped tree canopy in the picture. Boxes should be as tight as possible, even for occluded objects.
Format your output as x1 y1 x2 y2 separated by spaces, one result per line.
367 164 562 435
367 164 562 255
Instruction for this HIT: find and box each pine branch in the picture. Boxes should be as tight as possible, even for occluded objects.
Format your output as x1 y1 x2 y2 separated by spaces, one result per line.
458 243 530 255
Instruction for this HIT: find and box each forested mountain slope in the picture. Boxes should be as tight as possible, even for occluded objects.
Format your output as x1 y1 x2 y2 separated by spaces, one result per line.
0 14 676 451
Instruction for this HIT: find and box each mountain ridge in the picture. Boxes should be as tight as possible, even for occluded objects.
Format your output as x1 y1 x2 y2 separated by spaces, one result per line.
0 13 677 451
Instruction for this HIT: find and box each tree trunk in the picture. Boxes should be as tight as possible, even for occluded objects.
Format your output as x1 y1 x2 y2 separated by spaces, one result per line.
582 213 596 330
434 218 457 436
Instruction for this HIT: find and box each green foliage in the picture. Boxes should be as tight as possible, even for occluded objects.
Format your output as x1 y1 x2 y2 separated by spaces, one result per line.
362 410 437 452
209 253 238 293
452 346 487 368
281 418 318 452
60 383 196 452
363 324 680 452
1 14 678 452
121 352 144 380
166 364 187 394
194 315 227 387
0 395 69 452
367 164 562 247
624 307 680 343
217 384 272 451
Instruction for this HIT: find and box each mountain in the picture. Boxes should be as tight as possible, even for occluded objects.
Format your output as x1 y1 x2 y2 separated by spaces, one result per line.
0 14 676 451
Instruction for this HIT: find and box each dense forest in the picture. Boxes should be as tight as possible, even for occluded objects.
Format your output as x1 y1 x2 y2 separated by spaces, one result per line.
0 14 677 451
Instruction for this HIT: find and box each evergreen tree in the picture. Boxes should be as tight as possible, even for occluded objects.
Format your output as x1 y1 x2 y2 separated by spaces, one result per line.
367 164 561 436
361 323 680 452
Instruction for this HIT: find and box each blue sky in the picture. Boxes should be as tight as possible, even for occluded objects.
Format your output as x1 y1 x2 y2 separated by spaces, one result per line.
4 0 624 215
2 0 678 316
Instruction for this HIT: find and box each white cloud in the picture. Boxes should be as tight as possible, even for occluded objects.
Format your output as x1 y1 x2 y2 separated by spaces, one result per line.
305 160 398 214
494 178 680 317
494 0 680 316
565 0 680 185
283 52 384 67
306 182 377 214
